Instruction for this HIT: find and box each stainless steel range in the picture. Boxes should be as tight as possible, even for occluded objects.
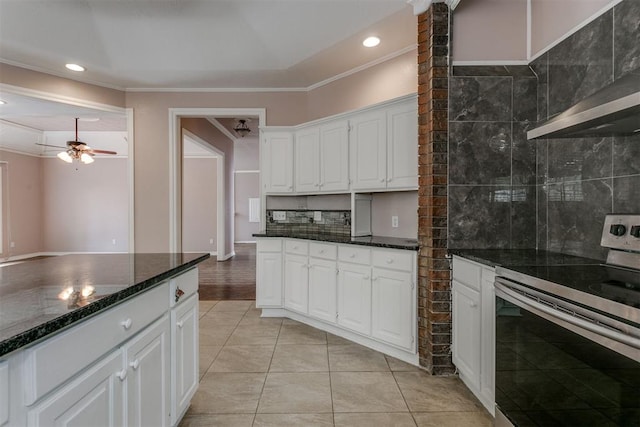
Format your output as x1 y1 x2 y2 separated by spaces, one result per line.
494 214 640 427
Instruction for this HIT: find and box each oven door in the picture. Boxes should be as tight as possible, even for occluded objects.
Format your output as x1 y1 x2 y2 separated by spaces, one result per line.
495 277 640 427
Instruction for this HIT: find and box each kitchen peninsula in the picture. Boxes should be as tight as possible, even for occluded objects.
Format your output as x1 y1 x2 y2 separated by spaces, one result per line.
0 253 209 427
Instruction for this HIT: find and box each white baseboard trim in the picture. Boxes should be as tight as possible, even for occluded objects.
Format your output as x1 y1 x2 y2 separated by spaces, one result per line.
183 251 217 256
234 241 256 244
0 251 128 263
218 251 235 261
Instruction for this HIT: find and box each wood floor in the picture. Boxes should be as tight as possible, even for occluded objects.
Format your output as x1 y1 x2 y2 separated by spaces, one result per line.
198 243 256 300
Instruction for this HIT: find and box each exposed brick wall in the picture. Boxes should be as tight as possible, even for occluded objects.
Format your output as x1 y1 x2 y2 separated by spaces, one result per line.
417 2 454 375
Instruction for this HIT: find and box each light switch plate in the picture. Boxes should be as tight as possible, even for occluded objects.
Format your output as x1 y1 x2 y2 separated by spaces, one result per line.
273 211 286 221
392 216 399 228
314 211 322 222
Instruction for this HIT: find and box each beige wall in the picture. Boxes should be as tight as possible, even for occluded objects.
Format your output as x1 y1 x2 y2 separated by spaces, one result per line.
183 158 217 252
0 63 125 108
42 158 129 252
452 0 528 62
306 49 418 121
181 118 234 257
234 173 260 242
371 191 418 239
0 151 43 257
530 0 612 58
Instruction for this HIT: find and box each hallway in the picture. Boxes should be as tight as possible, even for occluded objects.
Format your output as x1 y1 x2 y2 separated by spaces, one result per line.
198 243 256 300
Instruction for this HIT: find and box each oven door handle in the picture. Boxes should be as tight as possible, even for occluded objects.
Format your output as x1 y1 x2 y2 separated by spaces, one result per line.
495 279 640 356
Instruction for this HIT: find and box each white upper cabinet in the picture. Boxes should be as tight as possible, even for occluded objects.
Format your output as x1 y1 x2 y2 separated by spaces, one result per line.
295 121 349 193
386 101 418 189
319 120 349 192
350 98 418 191
295 127 321 192
350 109 387 191
263 131 294 193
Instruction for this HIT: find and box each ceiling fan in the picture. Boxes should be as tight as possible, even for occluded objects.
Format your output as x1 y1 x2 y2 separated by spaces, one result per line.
36 117 117 164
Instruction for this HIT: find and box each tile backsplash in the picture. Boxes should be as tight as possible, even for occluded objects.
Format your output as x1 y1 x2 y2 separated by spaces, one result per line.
266 210 351 235
448 0 640 260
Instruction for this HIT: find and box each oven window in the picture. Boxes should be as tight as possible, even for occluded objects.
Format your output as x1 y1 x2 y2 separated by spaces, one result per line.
496 296 640 427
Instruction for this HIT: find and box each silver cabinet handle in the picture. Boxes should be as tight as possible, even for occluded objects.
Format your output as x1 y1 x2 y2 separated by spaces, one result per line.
177 320 184 329
130 359 140 370
117 369 127 381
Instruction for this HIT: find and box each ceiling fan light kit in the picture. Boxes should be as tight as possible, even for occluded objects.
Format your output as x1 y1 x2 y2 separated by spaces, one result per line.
37 118 117 164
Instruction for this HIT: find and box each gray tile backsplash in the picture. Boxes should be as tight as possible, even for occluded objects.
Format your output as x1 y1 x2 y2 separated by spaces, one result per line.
266 210 351 235
448 0 640 259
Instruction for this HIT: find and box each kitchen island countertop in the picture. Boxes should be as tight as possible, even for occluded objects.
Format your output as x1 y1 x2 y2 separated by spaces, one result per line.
0 253 209 357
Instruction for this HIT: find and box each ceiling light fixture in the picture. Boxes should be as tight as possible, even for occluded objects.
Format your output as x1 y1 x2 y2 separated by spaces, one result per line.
234 119 251 138
65 63 85 72
36 118 117 164
0 100 6 105
362 36 381 47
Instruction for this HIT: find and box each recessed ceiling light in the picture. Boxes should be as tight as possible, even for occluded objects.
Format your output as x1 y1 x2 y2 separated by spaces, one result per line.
363 36 381 48
65 63 85 72
0 100 6 105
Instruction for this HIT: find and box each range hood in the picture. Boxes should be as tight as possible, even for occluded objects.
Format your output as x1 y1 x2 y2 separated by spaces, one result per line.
527 72 640 139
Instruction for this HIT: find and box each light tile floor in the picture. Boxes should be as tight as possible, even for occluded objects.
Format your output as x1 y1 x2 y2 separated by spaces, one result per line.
179 300 493 427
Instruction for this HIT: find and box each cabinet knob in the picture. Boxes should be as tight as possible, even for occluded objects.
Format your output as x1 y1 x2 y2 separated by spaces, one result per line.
288 186 293 190
469 302 478 308
385 258 393 264
372 276 378 281
363 275 370 280
130 359 140 370
386 178 392 182
117 369 127 381
319 249 325 254
349 253 355 258
121 318 133 330
177 320 184 329
380 178 385 183
175 286 185 303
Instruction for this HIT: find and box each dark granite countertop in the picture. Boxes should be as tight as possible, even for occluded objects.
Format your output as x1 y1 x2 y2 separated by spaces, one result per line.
253 233 419 251
449 248 601 268
0 253 209 357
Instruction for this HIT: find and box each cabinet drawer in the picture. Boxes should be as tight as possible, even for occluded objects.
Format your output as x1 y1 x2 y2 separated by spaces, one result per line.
338 245 371 265
309 242 337 260
24 282 169 405
257 238 282 253
452 257 481 291
170 268 198 307
285 239 309 255
372 249 413 272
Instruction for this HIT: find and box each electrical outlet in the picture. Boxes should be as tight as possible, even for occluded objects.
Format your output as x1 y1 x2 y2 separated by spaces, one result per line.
112 239 117 245
392 216 399 228
209 238 214 244
273 211 287 221
10 242 15 248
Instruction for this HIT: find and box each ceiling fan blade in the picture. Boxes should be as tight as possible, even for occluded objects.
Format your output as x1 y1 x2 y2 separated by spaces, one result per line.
89 149 117 155
35 142 67 149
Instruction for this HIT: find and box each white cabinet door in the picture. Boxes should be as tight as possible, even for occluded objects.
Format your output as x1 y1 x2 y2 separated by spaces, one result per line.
263 131 294 193
371 268 414 350
308 258 338 324
284 254 309 314
480 269 495 410
452 280 481 391
386 101 418 189
350 110 387 190
256 251 283 308
295 127 320 192
319 120 349 192
337 263 371 335
126 314 170 427
27 350 124 427
171 293 199 426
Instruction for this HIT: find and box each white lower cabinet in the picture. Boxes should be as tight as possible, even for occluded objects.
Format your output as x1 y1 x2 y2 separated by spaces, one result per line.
126 314 170 427
284 254 309 314
27 350 125 427
337 263 372 336
256 239 283 308
7 268 201 427
256 237 417 363
171 293 199 426
371 268 414 350
308 258 338 324
451 255 495 415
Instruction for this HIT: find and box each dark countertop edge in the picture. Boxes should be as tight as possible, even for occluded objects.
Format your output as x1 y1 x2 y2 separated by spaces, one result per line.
448 248 601 268
253 233 419 251
0 253 209 358
448 249 501 267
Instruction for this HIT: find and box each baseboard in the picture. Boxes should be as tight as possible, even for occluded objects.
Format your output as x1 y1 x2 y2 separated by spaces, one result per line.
234 240 256 244
218 251 235 261
1 251 128 263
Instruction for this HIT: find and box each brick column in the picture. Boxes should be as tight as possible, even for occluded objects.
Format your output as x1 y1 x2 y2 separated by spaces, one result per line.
417 2 453 375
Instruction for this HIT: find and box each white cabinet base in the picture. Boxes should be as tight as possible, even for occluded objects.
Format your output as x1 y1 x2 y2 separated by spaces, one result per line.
260 308 419 366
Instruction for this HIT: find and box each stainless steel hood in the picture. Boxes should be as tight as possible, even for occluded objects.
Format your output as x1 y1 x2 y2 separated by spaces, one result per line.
527 72 640 139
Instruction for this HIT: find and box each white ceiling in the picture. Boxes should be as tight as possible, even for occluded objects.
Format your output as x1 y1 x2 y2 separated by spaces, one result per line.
0 0 417 90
